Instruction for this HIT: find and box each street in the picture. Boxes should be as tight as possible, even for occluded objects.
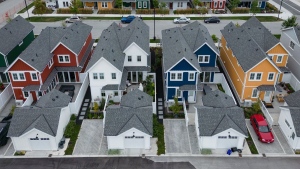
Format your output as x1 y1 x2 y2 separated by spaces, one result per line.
31 20 284 39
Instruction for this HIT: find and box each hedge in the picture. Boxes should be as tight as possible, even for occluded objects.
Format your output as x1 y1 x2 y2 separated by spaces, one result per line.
136 9 169 14
97 9 131 14
266 2 279 12
57 8 93 14
231 8 250 14
32 8 53 14
173 8 208 14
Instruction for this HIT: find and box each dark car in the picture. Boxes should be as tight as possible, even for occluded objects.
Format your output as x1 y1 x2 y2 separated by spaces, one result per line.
250 114 274 143
121 15 142 23
0 122 10 147
204 17 220 23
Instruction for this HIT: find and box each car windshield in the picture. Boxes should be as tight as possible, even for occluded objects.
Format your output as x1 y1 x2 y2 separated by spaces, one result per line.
259 126 270 133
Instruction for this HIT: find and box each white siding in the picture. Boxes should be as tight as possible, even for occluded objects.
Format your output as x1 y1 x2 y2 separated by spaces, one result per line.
172 2 188 10
45 0 56 8
54 106 71 146
123 43 148 67
89 58 122 101
58 0 71 8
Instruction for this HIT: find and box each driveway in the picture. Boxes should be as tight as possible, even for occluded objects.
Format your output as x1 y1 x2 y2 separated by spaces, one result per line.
73 119 103 155
246 119 284 154
164 119 191 154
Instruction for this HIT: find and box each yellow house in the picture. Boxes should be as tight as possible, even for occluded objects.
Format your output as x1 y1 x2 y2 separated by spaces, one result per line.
219 17 290 104
82 0 114 10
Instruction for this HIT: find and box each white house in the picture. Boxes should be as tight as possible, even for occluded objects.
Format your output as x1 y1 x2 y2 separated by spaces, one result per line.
85 18 150 104
160 0 189 10
7 89 71 151
104 89 153 149
278 91 300 150
195 90 248 150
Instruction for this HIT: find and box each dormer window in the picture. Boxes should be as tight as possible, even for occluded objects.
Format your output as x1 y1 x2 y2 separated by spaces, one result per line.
290 41 295 49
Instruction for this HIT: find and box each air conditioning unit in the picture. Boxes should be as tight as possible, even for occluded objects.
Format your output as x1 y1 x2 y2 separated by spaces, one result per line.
15 100 24 107
244 100 252 107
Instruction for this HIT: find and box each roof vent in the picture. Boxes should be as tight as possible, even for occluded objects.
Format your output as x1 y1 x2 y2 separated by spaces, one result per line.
190 58 193 60
54 27 56 29
106 38 108 41
71 29 73 31
104 36 105 38
65 37 68 39
137 27 139 29
138 97 141 100
52 98 55 101
237 38 240 40
128 28 130 31
248 39 251 41
225 97 227 99
113 59 116 62
174 30 176 33
112 49 114 52
176 40 178 42
136 36 138 38
256 48 258 51
16 19 18 21
215 94 219 97
108 31 110 32
31 59 34 61
102 48 104 51
259 27 261 29
36 53 38 57
77 31 78 34
141 96 143 98
56 96 59 98
185 48 186 51
118 28 120 30
10 31 12 34
248 27 250 29
4 28 7 30
63 28 66 29
241 30 244 32
205 38 207 40
191 28 193 30
183 28 186 30
178 51 181 54
169 36 172 39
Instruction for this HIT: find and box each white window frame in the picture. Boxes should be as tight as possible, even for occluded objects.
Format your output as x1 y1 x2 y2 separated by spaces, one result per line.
219 1 223 7
23 91 29 98
48 58 53 68
175 88 182 98
188 72 195 81
170 72 183 81
137 55 141 62
99 73 104 79
138 1 142 8
267 72 275 81
198 55 210 63
19 41 23 46
12 72 26 81
257 1 262 7
93 73 98 79
170 73 176 80
214 2 218 8
58 55 70 63
252 88 258 98
31 72 38 81
290 41 295 50
143 1 147 8
177 73 182 80
111 73 116 79
128 56 132 62
249 72 263 81
102 2 108 7
276 55 283 63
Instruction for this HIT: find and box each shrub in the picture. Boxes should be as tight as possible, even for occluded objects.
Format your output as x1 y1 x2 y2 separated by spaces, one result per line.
136 9 169 14
64 120 76 138
70 114 76 121
93 102 99 111
266 2 278 12
153 114 165 155
108 149 120 155
285 83 295 93
97 9 131 14
57 8 93 14
231 8 250 14
217 83 225 93
174 8 208 14
99 98 105 110
211 34 218 43
32 8 53 14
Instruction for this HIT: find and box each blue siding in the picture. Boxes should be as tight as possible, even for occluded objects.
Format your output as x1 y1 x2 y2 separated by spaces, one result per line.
210 72 214 82
194 44 217 67
167 72 197 87
261 1 266 9
167 88 185 101
170 59 196 71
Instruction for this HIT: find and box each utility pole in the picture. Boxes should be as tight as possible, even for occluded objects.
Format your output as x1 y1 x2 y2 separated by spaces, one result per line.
24 0 30 20
278 0 283 20
153 7 156 40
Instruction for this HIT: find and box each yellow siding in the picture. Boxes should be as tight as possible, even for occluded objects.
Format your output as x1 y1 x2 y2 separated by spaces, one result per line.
85 2 94 7
267 43 289 67
98 2 113 10
220 36 245 100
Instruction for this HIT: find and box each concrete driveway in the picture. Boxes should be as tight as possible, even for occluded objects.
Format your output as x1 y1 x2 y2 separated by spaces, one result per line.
73 119 103 155
246 119 284 154
164 119 191 154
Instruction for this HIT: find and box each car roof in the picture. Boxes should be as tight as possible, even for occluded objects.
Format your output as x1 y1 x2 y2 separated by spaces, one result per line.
252 114 268 126
0 123 8 132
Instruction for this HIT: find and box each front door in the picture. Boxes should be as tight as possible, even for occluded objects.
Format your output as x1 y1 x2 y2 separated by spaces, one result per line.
170 3 173 9
132 72 137 83
188 91 195 103
264 91 271 103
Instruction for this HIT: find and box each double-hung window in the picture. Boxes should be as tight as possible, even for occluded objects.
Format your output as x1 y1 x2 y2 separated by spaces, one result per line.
111 73 116 79
176 88 181 98
99 73 104 79
267 73 275 81
128 56 132 62
177 73 182 80
12 72 26 81
48 58 53 68
101 91 106 97
171 73 176 80
188 72 195 81
23 91 29 98
102 2 108 7
58 55 70 63
252 88 258 98
143 1 147 8
31 73 38 81
138 2 142 8
198 55 209 63
137 56 141 62
249 72 262 81
93 73 98 79
170 72 182 81
276 55 283 63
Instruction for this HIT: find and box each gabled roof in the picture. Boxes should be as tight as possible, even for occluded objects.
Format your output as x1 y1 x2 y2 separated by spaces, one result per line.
16 22 91 72
284 90 300 107
291 26 300 44
162 26 201 72
288 107 300 136
35 89 71 108
86 18 150 72
7 108 61 137
202 90 236 108
120 89 153 108
196 106 248 136
0 16 34 56
104 108 153 136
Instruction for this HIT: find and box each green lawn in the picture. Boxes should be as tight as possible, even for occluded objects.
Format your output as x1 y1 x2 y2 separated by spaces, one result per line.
26 17 69 22
64 116 81 155
153 114 165 155
246 131 259 154
150 39 160 43
18 3 34 14
274 34 281 39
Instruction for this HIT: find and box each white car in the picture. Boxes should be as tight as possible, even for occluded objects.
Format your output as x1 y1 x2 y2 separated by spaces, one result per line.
173 17 190 24
65 16 81 23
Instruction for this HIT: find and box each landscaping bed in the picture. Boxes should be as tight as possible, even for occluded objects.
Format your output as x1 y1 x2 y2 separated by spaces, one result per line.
174 8 208 14
217 83 225 93
18 3 34 14
246 131 259 154
136 9 169 15
153 114 165 155
98 9 131 14
231 8 250 14
265 2 279 13
244 102 263 119
64 115 81 155
33 8 53 14
57 8 93 14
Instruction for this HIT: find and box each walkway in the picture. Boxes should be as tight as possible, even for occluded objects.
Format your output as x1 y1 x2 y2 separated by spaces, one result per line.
153 48 164 122
76 86 91 124
0 96 14 121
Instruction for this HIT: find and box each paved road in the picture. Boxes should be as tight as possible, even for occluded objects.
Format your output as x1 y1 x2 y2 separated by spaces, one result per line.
0 157 195 169
272 0 300 23
30 20 284 39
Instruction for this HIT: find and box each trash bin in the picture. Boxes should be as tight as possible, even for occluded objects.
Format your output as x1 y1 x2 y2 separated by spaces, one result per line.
227 149 232 155
231 147 238 152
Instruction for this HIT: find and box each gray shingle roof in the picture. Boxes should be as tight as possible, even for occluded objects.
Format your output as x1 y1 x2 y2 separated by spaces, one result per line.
22 85 40 91
18 22 91 72
257 85 275 91
120 89 152 108
284 90 300 107
288 107 300 136
279 66 290 72
81 0 112 2
40 69 57 91
202 90 236 108
0 16 34 55
55 67 82 71
293 26 300 44
201 66 220 72
35 89 71 108
196 106 248 136
179 85 196 91
119 67 129 90
221 22 269 71
102 84 119 90
7 107 61 137
86 18 150 72
104 107 153 136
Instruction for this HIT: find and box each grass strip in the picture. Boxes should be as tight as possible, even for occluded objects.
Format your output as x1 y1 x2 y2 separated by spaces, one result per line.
18 3 34 14
246 131 259 154
64 116 81 155
153 114 165 155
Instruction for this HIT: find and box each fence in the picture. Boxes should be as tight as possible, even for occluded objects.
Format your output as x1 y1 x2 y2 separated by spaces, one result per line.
69 73 89 115
0 0 33 25
213 73 237 105
148 73 157 114
102 95 109 128
183 98 188 127
0 84 13 111
281 73 300 91
21 93 33 107
259 99 274 126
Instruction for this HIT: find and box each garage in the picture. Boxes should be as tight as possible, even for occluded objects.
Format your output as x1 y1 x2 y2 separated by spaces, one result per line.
124 136 145 148
29 138 52 151
216 136 239 149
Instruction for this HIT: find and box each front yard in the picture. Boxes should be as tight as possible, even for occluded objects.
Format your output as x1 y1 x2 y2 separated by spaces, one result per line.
153 115 165 155
64 115 81 155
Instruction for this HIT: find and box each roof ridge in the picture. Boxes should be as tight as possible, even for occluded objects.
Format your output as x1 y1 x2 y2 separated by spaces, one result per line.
226 113 246 135
116 113 136 135
134 112 151 135
19 114 42 135
41 113 56 136
211 114 227 135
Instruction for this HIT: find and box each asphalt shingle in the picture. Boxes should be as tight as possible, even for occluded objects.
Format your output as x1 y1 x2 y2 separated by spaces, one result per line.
120 89 153 108
35 89 71 108
284 90 300 107
202 90 236 108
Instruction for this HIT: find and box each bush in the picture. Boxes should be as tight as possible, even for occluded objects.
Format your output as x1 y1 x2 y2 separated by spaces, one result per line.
174 8 208 14
99 98 105 111
70 114 76 121
64 120 76 138
244 102 263 119
266 2 278 12
153 114 165 155
285 83 295 93
211 34 218 43
231 8 250 14
97 9 131 14
32 8 53 14
136 9 169 14
108 149 120 155
217 84 225 93
57 8 93 14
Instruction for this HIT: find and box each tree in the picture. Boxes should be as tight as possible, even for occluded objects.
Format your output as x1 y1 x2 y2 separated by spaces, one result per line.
229 0 240 10
282 15 298 28
115 0 122 8
211 34 218 43
69 0 83 15
153 0 159 8
193 0 200 8
159 2 166 9
170 97 181 117
34 0 47 15
250 0 260 15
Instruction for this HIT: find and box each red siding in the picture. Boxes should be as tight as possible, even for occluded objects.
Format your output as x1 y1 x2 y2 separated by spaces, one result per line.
9 72 40 88
31 91 37 101
9 59 34 71
211 1 225 9
77 33 92 63
53 44 77 67
14 88 24 100
40 64 54 83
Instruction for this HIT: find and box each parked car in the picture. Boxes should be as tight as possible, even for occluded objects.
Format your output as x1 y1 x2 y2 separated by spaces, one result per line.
204 17 220 23
121 15 142 24
250 114 274 143
173 17 190 24
65 16 81 23
0 122 10 147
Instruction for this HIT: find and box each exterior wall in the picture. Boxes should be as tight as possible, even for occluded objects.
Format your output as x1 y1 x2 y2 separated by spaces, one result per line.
172 2 187 10
98 2 113 10
0 54 6 67
107 136 124 149
89 58 122 101
54 106 71 146
13 88 24 100
77 33 92 64
58 0 72 8
136 0 149 9
211 0 226 9
45 0 56 8
267 43 289 67
123 43 148 67
220 36 245 100
85 2 94 8
194 43 217 68
52 44 77 67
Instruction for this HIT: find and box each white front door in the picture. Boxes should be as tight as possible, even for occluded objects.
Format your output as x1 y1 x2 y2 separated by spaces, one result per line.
29 138 52 150
264 91 271 103
188 91 195 103
124 136 145 148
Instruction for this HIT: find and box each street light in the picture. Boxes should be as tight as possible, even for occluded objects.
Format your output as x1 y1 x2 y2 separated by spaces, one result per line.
278 0 283 20
153 7 156 40
24 0 30 20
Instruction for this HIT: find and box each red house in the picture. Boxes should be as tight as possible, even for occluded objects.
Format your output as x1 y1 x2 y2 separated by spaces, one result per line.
211 0 226 10
6 22 93 105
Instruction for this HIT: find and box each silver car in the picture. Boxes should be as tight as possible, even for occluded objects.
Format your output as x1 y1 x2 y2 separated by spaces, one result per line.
65 16 81 23
173 17 190 24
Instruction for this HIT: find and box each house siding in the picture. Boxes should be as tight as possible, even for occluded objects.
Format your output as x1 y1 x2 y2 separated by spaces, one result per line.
267 43 289 67
0 54 6 67
172 2 187 10
41 64 55 83
77 33 92 64
52 44 77 67
13 88 24 100
98 2 113 10
136 0 149 9
194 43 217 68
170 59 196 71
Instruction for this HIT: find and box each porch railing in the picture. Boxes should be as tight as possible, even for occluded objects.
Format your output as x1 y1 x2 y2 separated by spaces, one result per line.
259 99 274 126
183 98 189 126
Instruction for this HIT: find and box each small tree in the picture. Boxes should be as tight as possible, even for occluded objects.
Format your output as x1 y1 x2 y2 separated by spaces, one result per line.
69 0 83 15
159 2 166 9
229 0 240 10
34 0 47 15
193 0 200 8
153 0 159 8
170 97 181 117
211 34 218 43
282 15 298 28
235 22 240 27
93 102 99 111
115 0 122 8
251 0 260 15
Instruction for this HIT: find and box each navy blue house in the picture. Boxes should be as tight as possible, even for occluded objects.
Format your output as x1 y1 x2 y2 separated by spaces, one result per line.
162 21 219 103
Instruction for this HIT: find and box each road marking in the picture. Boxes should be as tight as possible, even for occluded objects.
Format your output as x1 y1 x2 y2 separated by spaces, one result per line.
283 1 300 13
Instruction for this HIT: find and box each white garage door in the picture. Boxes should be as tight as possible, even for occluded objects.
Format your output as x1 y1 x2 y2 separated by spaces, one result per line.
216 136 239 149
29 138 52 150
124 136 145 148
